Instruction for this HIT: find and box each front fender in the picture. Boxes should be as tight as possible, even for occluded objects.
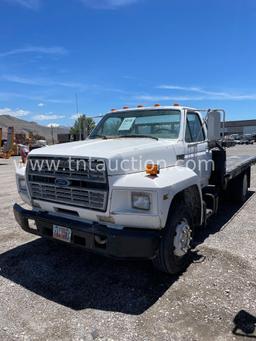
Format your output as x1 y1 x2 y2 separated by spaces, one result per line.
110 166 202 228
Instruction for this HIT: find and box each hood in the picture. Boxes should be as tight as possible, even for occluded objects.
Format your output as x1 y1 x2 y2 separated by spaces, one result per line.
29 138 179 175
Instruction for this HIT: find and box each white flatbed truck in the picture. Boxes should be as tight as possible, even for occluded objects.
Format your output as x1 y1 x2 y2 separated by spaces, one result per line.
14 105 256 274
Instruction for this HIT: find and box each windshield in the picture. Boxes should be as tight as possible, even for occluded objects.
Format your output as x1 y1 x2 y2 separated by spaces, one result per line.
90 110 181 139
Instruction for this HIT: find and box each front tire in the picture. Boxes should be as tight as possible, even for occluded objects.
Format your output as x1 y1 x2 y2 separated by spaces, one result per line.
153 203 194 275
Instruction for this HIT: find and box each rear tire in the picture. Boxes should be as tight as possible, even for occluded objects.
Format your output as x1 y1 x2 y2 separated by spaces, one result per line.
153 202 194 275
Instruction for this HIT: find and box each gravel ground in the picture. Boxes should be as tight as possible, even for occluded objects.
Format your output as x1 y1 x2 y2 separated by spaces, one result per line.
0 145 256 340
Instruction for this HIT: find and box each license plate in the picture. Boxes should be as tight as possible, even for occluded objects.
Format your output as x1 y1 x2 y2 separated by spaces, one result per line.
53 225 72 243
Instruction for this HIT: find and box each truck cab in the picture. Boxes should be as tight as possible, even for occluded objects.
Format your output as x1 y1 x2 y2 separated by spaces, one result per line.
14 105 253 274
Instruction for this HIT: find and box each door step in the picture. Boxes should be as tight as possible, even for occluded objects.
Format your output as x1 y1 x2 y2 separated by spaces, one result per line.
202 185 219 225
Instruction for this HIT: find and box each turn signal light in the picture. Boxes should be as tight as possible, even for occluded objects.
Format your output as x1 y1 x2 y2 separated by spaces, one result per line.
146 164 160 176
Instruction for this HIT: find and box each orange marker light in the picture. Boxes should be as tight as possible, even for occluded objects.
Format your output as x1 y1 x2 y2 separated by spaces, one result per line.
111 109 117 112
154 104 161 107
123 106 129 109
173 103 180 107
146 164 160 176
137 105 144 108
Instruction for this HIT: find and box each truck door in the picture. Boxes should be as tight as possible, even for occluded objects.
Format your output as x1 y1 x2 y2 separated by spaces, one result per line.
184 111 211 187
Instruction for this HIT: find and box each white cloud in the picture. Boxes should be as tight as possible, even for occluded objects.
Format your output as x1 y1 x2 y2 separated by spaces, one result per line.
135 95 205 102
2 75 42 85
80 0 139 9
47 123 60 128
2 74 86 90
2 75 128 98
139 85 256 101
6 0 142 10
33 114 65 121
3 0 41 10
0 46 68 58
0 107 30 117
38 103 45 107
158 85 203 92
0 107 65 123
46 98 73 104
157 85 235 98
0 91 72 104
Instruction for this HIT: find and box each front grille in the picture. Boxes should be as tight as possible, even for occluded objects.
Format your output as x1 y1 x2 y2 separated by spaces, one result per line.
27 157 108 211
30 183 107 210
28 157 106 183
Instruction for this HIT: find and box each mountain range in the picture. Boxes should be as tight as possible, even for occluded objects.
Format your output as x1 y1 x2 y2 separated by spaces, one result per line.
0 115 69 143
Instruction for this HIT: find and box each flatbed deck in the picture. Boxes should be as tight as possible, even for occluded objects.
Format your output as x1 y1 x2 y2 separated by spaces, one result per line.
226 155 256 179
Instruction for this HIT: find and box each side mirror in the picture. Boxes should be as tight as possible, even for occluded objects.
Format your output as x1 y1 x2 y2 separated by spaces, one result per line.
207 110 221 142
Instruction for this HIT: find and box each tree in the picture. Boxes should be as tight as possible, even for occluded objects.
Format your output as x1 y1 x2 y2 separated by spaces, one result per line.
70 114 96 138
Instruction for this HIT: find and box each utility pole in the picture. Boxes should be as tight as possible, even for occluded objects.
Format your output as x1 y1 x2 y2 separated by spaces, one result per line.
75 93 82 141
51 125 54 145
84 115 88 139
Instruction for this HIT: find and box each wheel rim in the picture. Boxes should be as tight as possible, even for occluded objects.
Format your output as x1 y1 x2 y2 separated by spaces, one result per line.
242 174 248 198
173 218 192 257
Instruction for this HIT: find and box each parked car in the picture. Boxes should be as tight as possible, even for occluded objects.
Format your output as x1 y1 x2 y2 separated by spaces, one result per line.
242 134 254 145
222 135 236 148
230 134 243 145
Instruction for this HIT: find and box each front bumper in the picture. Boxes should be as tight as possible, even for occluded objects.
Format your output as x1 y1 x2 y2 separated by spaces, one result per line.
13 203 160 259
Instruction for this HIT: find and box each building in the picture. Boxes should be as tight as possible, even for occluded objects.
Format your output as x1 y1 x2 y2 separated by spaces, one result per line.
57 133 71 144
225 119 256 136
57 133 85 144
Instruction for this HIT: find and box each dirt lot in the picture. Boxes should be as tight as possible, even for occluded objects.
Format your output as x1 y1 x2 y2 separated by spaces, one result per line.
0 145 256 341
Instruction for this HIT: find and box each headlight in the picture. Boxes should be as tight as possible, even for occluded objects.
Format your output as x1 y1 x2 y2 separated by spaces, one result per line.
131 192 151 211
19 178 27 192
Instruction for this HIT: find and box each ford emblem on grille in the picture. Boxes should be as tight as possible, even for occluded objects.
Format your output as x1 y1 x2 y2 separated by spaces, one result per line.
55 178 71 187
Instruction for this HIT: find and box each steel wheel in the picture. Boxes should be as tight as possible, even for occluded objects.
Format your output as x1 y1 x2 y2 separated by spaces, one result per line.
153 203 194 274
173 218 192 257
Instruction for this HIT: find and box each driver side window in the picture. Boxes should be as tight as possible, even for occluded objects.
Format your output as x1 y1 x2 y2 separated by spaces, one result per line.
185 112 205 143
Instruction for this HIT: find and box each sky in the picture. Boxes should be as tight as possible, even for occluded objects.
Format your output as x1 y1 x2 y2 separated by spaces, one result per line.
0 0 256 127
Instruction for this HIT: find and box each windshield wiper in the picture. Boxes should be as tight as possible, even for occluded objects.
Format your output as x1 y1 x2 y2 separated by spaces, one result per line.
91 134 159 141
118 134 159 141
